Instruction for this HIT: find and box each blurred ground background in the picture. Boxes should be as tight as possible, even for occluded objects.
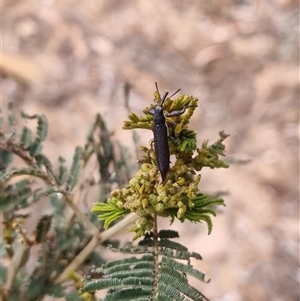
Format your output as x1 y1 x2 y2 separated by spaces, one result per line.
1 0 299 300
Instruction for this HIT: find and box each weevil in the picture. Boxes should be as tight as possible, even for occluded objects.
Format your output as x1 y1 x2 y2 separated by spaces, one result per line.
148 83 191 183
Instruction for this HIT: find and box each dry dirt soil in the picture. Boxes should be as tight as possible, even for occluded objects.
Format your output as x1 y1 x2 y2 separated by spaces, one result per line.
1 1 299 301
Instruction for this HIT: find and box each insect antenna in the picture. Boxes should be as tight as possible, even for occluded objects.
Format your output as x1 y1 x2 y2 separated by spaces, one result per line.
155 82 181 107
168 88 181 99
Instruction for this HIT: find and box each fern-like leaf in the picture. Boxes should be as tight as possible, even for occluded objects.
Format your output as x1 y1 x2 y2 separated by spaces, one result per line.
0 180 32 212
56 164 68 185
166 193 225 234
35 215 52 243
92 198 130 229
21 112 48 146
83 235 210 301
21 126 33 148
0 149 13 170
36 114 48 142
66 147 82 191
29 141 43 157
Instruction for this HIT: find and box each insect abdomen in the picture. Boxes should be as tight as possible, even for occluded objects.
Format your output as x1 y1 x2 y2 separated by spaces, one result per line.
153 123 170 182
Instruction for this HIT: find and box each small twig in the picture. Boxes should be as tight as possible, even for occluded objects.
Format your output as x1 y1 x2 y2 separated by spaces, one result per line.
1 167 53 185
0 139 34 166
152 213 159 300
4 242 30 298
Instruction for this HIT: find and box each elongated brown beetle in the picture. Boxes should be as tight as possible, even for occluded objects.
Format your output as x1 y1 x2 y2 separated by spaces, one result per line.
148 83 191 182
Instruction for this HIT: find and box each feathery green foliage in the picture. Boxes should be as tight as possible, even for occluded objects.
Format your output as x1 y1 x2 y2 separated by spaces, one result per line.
0 102 133 301
82 231 210 301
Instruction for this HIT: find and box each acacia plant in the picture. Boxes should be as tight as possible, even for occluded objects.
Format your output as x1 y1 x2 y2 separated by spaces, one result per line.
84 85 229 300
0 84 229 301
0 104 134 301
